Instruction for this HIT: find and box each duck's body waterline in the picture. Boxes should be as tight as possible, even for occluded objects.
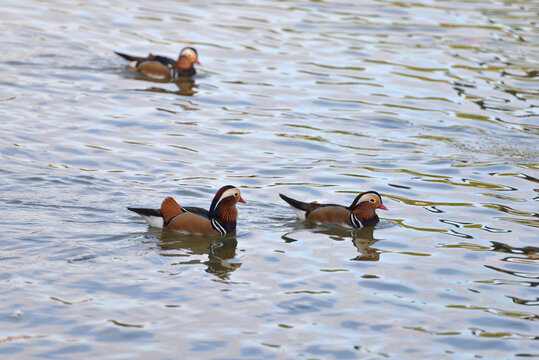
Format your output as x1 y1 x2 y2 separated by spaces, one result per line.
115 47 200 80
280 191 387 228
129 185 245 236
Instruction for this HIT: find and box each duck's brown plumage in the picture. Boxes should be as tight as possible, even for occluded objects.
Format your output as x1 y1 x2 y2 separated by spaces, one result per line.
279 191 387 228
115 47 200 80
128 185 245 236
215 196 239 224
167 212 219 236
161 197 185 224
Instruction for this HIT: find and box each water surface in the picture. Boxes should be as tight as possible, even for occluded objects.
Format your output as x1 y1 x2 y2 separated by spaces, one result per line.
1 0 538 358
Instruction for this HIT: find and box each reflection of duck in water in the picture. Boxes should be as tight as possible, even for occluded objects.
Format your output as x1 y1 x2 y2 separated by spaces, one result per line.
150 229 240 280
114 47 200 80
281 222 381 261
350 227 380 261
174 79 197 96
128 185 246 236
279 191 387 228
140 79 198 97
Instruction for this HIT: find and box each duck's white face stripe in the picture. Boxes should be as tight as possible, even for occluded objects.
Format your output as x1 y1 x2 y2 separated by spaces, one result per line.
181 48 197 59
358 193 380 204
215 188 240 208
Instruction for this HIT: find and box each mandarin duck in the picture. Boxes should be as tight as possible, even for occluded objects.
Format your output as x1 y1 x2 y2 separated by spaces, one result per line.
114 47 200 80
128 185 245 236
279 191 387 228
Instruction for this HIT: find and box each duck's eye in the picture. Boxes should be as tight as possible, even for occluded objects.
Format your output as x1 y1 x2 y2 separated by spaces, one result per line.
234 193 238 197
369 198 376 203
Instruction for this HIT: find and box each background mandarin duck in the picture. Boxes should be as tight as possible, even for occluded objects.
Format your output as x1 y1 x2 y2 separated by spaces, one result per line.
114 47 200 80
128 185 245 236
279 191 387 228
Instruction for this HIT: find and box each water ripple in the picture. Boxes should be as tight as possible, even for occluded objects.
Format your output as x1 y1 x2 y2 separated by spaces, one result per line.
1 0 538 358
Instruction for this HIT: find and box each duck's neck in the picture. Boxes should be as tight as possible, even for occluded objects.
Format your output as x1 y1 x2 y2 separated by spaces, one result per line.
176 57 194 71
214 219 237 233
213 200 238 233
352 205 378 224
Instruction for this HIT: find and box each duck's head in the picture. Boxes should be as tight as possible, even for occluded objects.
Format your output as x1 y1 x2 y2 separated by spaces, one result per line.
210 185 246 220
179 47 201 65
349 191 388 214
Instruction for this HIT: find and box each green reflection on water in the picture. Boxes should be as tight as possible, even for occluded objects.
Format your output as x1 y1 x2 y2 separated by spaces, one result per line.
438 243 490 250
446 305 538 320
404 326 461 336
108 319 144 328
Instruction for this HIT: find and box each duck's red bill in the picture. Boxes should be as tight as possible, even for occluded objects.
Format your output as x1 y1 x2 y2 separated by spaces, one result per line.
239 197 246 204
378 204 388 210
195 60 201 65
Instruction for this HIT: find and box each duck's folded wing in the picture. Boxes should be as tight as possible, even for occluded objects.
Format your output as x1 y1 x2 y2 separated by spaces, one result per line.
166 212 219 236
183 206 210 218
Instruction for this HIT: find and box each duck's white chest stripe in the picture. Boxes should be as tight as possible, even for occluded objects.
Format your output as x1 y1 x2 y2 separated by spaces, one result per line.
211 218 226 236
168 64 177 78
350 214 363 228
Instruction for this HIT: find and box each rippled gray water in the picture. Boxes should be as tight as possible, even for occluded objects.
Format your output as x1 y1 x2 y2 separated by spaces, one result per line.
1 0 538 358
